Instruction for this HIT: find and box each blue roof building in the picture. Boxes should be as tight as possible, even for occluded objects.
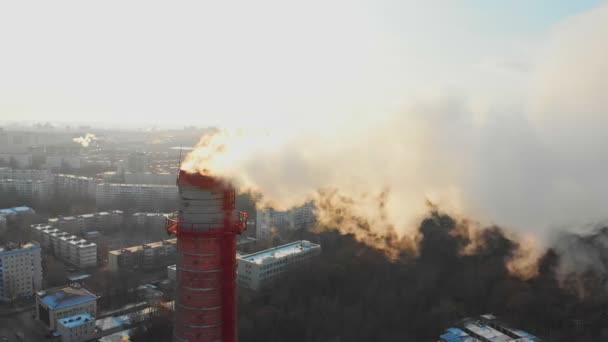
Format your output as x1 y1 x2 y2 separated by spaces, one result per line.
36 284 97 331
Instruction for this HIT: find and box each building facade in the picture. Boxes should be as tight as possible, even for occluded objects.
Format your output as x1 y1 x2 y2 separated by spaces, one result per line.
0 167 53 181
54 174 97 199
0 242 43 301
237 240 321 290
36 284 97 331
131 212 167 230
56 313 96 342
124 172 175 185
0 179 50 201
95 183 178 211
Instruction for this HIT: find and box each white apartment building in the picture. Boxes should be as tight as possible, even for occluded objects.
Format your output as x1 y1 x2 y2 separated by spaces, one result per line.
30 224 97 269
96 183 178 210
0 167 53 181
256 203 316 241
48 211 124 234
237 240 321 290
54 174 97 199
36 284 97 331
0 179 50 201
56 313 96 342
0 242 43 301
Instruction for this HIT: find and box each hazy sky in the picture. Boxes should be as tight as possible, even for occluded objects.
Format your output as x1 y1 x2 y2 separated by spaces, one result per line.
0 0 602 127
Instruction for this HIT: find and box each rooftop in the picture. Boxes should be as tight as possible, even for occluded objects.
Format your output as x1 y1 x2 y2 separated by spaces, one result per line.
0 206 34 216
58 313 95 329
0 241 40 254
239 240 320 265
37 285 97 309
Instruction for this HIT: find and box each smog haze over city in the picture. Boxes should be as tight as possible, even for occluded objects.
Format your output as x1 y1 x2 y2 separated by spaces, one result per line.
1 1 608 341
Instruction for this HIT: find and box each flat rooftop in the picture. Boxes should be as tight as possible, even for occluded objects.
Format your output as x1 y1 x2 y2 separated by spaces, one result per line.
239 240 320 265
58 313 95 329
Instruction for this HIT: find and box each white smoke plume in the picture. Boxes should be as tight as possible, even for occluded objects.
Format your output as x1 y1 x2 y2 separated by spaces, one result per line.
182 4 608 276
73 133 98 147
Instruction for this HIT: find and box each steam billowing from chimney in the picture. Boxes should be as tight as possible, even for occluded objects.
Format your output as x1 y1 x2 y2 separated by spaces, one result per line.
182 4 608 279
73 133 98 147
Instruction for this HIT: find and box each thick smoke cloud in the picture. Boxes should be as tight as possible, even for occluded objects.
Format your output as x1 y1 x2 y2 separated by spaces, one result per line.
183 4 608 274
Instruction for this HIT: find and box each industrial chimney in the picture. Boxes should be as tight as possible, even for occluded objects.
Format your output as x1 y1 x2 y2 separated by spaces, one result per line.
167 170 248 342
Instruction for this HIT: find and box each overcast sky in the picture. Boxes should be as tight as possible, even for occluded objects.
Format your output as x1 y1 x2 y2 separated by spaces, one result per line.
0 0 602 128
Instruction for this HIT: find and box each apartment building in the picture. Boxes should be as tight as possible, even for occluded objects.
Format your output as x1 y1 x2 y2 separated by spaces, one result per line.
0 167 53 181
96 183 178 210
256 203 316 241
0 179 50 201
132 212 167 230
124 172 175 185
108 239 177 273
54 174 97 199
30 224 97 269
237 240 321 290
0 242 43 301
48 211 124 234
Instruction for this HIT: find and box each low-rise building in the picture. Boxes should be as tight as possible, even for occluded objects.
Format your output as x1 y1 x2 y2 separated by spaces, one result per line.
36 284 97 331
0 242 42 301
439 314 541 342
108 239 177 273
56 313 96 342
0 206 35 226
237 240 321 290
